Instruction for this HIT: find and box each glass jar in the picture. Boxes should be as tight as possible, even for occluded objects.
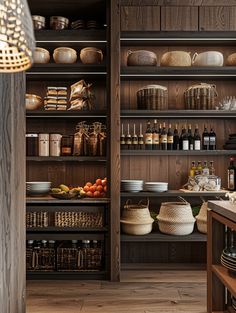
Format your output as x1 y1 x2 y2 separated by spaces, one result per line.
61 135 73 156
50 134 62 156
26 133 39 156
39 133 49 156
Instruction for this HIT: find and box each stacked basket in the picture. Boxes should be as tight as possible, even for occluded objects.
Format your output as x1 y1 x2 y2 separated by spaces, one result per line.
195 201 208 234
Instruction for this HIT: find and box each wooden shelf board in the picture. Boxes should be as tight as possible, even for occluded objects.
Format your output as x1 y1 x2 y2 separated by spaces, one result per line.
26 110 107 118
26 232 104 240
121 262 206 271
121 150 236 156
121 190 227 198
26 196 110 204
26 156 107 162
212 265 236 298
26 227 108 232
121 231 206 242
208 201 236 224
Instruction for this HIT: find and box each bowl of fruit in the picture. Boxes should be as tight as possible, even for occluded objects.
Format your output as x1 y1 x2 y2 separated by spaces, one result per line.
81 177 107 198
50 184 82 199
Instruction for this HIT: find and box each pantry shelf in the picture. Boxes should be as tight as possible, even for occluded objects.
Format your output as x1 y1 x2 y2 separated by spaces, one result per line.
26 227 108 232
26 232 105 240
26 196 110 204
121 150 236 156
26 110 107 118
121 191 227 198
26 156 107 162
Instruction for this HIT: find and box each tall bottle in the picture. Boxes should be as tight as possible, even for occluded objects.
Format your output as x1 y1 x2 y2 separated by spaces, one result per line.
228 157 236 191
209 127 216 150
125 123 132 150
196 161 203 175
152 119 160 150
173 124 180 150
202 161 210 176
202 125 210 150
188 124 194 151
194 124 201 151
120 124 126 150
132 124 138 150
167 124 173 150
182 124 189 151
209 160 215 176
189 161 196 177
145 121 153 150
160 122 167 150
179 126 184 150
138 123 144 150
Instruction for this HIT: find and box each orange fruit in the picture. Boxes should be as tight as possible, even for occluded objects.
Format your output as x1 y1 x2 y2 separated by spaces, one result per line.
83 186 90 192
94 191 101 198
96 185 103 192
96 178 102 186
86 191 93 197
103 185 107 192
89 186 96 193
102 179 106 186
86 182 92 187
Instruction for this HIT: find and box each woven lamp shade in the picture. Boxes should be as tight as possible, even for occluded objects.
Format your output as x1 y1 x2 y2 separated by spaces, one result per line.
0 0 35 72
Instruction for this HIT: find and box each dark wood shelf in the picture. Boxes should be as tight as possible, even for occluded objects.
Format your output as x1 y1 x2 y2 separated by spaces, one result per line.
27 270 107 280
121 110 236 119
26 110 107 118
121 231 206 242
121 150 236 156
26 232 104 240
121 190 227 198
121 66 236 80
212 265 236 298
120 31 236 46
26 196 110 205
26 227 108 232
26 156 107 162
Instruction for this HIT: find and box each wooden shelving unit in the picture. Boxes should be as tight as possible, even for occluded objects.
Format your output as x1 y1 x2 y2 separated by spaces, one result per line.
26 156 107 162
121 150 236 156
121 190 227 198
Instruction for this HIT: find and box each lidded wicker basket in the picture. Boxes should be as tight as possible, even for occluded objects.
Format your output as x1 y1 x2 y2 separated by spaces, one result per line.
137 84 168 110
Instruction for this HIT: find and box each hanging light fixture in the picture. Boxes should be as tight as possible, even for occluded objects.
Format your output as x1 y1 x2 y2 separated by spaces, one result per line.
0 0 35 72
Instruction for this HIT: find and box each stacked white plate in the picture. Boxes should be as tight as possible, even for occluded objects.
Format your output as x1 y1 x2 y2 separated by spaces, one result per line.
121 180 144 192
145 182 168 192
26 181 51 196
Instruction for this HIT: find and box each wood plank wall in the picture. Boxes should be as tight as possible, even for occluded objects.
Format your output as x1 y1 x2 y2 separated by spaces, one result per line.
0 73 26 313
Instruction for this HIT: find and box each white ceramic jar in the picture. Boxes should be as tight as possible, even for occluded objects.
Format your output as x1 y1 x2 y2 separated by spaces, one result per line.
39 134 50 156
50 134 62 156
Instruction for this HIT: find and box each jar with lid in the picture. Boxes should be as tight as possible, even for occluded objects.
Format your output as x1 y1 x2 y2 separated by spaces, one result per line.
32 15 46 30
26 133 39 156
39 133 49 156
61 135 74 156
50 134 62 156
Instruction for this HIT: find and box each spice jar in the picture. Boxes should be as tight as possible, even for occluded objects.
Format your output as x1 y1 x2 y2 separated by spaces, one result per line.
50 134 62 156
50 16 69 30
32 15 46 30
26 134 39 156
61 135 73 156
38 134 49 156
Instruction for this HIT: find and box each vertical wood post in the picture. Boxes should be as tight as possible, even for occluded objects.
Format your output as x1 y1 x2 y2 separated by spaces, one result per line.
0 73 26 313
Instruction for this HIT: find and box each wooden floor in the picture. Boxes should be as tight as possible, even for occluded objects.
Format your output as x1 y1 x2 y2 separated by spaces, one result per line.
27 270 207 313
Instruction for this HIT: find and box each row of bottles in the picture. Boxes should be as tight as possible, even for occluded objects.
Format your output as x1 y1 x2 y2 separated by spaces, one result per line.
121 121 217 151
26 240 103 272
189 160 215 177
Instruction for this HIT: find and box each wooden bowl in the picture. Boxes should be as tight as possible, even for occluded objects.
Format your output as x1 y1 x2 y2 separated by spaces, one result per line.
33 47 50 64
26 94 43 110
53 47 77 64
80 47 103 64
127 50 157 66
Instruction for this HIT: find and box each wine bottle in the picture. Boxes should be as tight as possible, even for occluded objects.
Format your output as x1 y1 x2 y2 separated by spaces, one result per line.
182 124 189 151
228 157 236 191
189 161 196 177
179 126 184 150
152 119 160 150
173 124 180 150
120 123 126 150
202 125 210 150
160 122 167 150
138 123 144 150
145 121 153 150
188 124 194 151
132 124 138 150
194 124 201 151
209 161 215 176
196 161 202 175
209 126 216 150
167 124 173 150
126 123 132 150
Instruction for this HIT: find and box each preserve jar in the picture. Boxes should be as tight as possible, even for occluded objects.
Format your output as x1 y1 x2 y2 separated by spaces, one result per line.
50 134 62 156
61 135 73 156
26 133 39 156
38 133 49 156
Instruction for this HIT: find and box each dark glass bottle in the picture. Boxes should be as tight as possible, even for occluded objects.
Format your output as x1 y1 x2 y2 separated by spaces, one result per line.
228 157 236 191
145 121 153 150
202 125 210 150
152 119 160 150
193 124 201 151
188 124 194 151
160 122 167 150
209 127 216 150
182 124 189 151
167 124 173 150
179 126 184 150
173 124 180 150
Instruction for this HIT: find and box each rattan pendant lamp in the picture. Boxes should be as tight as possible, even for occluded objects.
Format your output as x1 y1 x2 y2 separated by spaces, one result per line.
0 0 35 72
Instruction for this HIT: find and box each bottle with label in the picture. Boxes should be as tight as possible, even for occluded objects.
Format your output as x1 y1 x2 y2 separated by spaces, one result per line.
193 124 201 151
120 124 126 150
173 124 180 150
179 126 184 150
202 125 210 150
167 124 173 150
160 122 167 150
152 119 160 150
202 161 210 176
189 161 196 177
188 125 194 151
228 157 236 191
138 123 144 150
132 124 138 149
196 161 203 175
209 127 216 150
145 121 153 150
125 123 132 150
209 161 215 176
182 125 189 151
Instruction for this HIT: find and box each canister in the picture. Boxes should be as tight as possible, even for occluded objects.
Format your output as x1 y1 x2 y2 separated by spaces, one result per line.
61 135 73 156
39 133 49 156
50 134 62 156
26 133 39 156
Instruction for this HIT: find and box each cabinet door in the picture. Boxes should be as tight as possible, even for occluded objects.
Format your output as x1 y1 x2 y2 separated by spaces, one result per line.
121 6 160 31
199 6 236 31
161 6 198 31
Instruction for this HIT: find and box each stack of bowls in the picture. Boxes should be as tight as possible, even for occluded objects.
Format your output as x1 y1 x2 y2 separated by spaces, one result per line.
145 182 168 192
26 182 51 196
221 247 236 274
121 180 143 193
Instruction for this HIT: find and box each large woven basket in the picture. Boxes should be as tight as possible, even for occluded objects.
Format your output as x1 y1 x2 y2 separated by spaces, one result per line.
196 201 208 234
137 85 168 110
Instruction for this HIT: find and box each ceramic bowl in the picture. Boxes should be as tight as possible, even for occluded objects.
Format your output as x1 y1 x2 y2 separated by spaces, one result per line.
33 47 50 64
25 94 43 110
80 47 103 64
192 51 224 67
53 47 77 64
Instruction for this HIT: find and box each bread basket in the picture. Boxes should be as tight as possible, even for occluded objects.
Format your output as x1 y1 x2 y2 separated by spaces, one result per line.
160 51 191 67
127 50 157 66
